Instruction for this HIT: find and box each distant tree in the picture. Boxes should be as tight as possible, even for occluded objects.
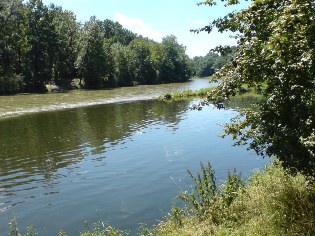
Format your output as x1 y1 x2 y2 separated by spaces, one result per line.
0 0 24 75
160 35 191 83
23 0 53 91
193 52 219 77
48 4 79 85
128 38 157 85
0 0 80 93
111 43 135 86
199 0 315 175
102 19 136 45
76 16 114 88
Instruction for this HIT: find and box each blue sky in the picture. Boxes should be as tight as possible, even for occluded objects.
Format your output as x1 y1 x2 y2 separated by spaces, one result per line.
42 0 250 58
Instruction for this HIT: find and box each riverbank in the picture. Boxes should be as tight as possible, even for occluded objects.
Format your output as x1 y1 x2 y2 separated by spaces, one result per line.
10 161 315 235
0 79 212 120
159 83 264 102
147 161 315 236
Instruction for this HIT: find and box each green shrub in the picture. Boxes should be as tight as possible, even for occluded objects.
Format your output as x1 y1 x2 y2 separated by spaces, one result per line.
179 162 218 218
149 161 315 236
0 74 23 95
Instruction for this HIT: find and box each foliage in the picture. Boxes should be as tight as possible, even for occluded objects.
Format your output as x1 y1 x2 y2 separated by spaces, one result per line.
102 19 136 45
9 217 38 236
148 162 315 236
0 74 23 94
192 47 235 77
8 219 124 236
179 161 244 220
128 38 157 85
24 0 54 91
111 42 134 86
160 35 191 83
197 0 315 175
0 0 192 94
48 4 79 85
180 162 217 217
159 83 265 103
79 221 124 236
76 17 115 88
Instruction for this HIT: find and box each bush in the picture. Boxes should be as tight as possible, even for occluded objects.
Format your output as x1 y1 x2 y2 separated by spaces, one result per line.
149 161 315 236
0 74 23 95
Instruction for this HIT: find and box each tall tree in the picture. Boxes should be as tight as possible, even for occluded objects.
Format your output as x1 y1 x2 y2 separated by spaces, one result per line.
76 16 114 88
0 0 25 94
111 43 134 86
160 35 191 83
0 0 26 76
128 38 157 85
102 19 136 45
48 4 79 85
24 0 52 91
200 0 315 174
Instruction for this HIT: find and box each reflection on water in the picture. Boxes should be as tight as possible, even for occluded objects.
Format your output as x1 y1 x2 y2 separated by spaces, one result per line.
0 100 190 200
0 83 268 235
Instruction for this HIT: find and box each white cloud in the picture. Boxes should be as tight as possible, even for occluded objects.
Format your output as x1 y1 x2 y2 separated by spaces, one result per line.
114 12 163 42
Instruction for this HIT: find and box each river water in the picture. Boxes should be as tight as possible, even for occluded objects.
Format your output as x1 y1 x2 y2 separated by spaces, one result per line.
0 79 268 235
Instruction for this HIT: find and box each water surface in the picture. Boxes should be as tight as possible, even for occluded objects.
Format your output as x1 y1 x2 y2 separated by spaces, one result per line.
0 79 268 235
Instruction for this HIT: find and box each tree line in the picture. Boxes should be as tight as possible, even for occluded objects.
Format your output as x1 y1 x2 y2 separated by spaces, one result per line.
0 0 192 94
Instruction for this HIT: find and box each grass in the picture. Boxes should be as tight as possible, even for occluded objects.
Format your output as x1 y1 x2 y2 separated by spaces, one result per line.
9 161 315 236
159 88 214 100
159 83 265 102
147 161 315 236
8 219 125 236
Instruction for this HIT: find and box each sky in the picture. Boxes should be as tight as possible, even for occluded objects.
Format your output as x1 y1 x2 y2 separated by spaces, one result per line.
41 0 250 58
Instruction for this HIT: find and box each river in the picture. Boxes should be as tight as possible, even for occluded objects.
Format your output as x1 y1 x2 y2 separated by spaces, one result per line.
0 79 268 235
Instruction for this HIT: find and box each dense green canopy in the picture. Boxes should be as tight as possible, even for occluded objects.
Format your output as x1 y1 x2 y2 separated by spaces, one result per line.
201 0 315 174
192 47 235 77
0 0 191 93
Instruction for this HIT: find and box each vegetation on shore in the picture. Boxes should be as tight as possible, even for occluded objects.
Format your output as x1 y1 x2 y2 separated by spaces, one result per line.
148 161 315 236
160 87 214 100
0 0 237 95
159 82 264 106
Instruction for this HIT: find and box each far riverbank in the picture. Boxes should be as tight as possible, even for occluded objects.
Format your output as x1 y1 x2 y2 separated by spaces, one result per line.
0 78 214 120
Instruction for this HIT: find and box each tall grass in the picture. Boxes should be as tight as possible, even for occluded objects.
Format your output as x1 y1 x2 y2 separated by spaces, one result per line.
148 161 315 236
159 81 267 101
159 88 213 100
8 219 124 236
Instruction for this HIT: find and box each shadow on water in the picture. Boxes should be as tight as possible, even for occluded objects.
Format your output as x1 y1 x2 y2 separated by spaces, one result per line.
224 95 263 110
